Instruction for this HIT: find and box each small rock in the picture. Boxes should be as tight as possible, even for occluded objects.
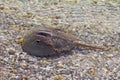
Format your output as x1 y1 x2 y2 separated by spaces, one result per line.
106 60 113 66
41 60 49 65
7 48 16 55
57 62 64 68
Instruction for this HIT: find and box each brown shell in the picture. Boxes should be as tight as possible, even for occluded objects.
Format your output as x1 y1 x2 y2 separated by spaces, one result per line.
21 27 77 57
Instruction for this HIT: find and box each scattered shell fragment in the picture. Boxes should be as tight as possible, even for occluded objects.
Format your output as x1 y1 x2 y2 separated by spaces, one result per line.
54 74 62 80
88 68 97 75
22 75 28 80
17 37 24 43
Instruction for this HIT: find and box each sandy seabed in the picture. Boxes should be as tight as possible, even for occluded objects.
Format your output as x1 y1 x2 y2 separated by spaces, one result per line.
0 0 120 80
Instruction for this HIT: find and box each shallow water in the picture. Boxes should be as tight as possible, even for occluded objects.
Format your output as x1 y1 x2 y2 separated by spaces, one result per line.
0 0 120 80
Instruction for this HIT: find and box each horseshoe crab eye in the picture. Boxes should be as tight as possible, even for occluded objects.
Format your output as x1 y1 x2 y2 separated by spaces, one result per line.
36 40 40 43
37 31 52 37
